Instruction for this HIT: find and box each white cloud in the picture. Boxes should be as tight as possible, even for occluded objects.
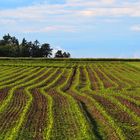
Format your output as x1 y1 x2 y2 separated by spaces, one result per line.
20 25 78 33
0 0 140 33
79 7 140 17
0 18 16 24
131 25 140 32
0 0 139 21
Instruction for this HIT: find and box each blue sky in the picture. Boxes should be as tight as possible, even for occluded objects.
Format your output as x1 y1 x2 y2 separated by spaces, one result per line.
0 0 140 58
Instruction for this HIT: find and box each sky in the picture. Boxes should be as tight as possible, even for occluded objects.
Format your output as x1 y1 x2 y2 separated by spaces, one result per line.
0 0 140 58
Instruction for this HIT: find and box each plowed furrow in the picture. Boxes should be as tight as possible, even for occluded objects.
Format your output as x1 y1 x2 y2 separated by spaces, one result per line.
19 89 48 140
92 94 140 139
0 67 25 83
48 70 81 139
0 89 28 135
68 90 119 140
93 67 113 88
86 67 100 90
92 94 136 124
98 66 125 90
0 68 47 138
49 89 78 140
17 69 60 139
123 65 140 73
2 67 40 85
0 88 9 102
113 68 135 85
130 96 140 101
0 68 44 104
40 69 62 88
34 68 52 83
78 67 87 90
115 96 140 116
19 68 48 89
66 68 119 140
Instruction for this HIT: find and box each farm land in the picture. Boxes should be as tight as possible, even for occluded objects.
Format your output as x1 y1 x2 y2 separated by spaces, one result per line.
0 58 140 140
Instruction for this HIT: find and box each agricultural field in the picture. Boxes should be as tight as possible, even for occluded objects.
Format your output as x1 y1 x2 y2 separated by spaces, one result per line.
0 59 140 140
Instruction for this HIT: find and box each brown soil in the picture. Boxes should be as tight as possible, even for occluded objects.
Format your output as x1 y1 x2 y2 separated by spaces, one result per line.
78 67 87 90
0 68 45 104
47 70 80 140
114 68 135 86
21 68 47 83
119 65 140 75
0 67 25 83
99 67 126 90
0 88 9 102
0 89 28 136
129 96 140 101
21 88 48 140
93 67 114 88
86 66 100 90
115 96 140 116
0 67 40 86
92 94 140 139
111 67 135 87
8 67 41 85
92 94 136 124
39 69 62 89
64 68 120 140
16 68 57 140
20 68 49 88
49 89 79 140
0 68 49 139
68 90 119 140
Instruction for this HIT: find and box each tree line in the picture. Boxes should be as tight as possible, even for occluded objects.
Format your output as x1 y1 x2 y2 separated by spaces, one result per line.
0 34 71 58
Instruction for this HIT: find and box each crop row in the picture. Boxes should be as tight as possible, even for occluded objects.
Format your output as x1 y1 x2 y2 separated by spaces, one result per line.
0 63 140 140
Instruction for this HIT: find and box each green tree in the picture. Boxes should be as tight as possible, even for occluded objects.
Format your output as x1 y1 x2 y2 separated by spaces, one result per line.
40 43 52 57
0 34 71 58
55 50 63 58
0 34 20 57
30 40 40 57
20 38 30 57
63 52 71 58
2 34 11 45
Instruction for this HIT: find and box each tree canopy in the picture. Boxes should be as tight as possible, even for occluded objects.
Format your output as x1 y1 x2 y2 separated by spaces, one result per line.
0 34 71 58
55 50 70 58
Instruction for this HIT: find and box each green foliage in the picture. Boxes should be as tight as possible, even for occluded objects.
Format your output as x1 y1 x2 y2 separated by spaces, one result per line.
0 34 71 58
55 50 71 58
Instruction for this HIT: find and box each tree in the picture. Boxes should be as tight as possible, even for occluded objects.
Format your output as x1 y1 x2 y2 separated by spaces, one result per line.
0 45 17 57
34 40 40 48
63 52 71 58
55 50 63 58
21 38 27 46
20 38 30 57
0 34 20 57
67 52 71 58
11 37 20 56
30 40 40 57
55 50 71 58
11 37 19 46
40 43 52 57
0 45 9 57
0 34 71 58
2 34 11 45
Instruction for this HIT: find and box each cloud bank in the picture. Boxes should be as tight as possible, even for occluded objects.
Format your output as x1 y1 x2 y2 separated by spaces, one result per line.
0 0 140 33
